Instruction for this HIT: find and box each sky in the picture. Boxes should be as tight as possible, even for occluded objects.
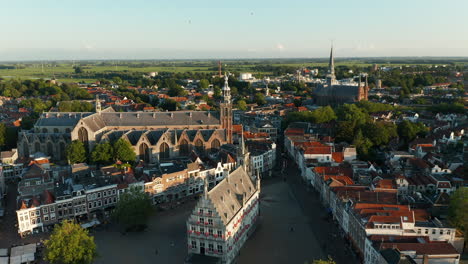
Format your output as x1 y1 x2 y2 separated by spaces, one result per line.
1 0 468 61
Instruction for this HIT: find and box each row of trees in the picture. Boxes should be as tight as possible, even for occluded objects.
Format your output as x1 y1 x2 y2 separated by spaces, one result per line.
66 139 136 165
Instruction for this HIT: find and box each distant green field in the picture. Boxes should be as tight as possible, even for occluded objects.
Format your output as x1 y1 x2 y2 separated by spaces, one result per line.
0 58 464 82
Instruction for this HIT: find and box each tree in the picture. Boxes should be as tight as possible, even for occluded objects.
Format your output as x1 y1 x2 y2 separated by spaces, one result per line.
198 79 209 89
159 98 180 111
74 66 83 74
448 188 468 241
254 92 266 106
44 220 97 264
237 99 247 111
113 139 136 163
305 257 336 264
66 140 86 164
0 123 6 149
397 121 427 142
91 142 113 165
113 186 153 231
310 106 337 123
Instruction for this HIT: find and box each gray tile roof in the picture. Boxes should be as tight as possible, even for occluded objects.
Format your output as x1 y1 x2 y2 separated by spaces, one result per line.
35 112 93 127
207 166 256 225
99 111 220 127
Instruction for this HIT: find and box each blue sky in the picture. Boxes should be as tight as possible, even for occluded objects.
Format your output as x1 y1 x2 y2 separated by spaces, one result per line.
1 0 468 60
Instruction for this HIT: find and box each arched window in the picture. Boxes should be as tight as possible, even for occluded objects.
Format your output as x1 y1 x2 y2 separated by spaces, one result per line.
210 139 220 153
59 142 66 160
159 142 170 160
195 139 204 153
34 142 41 153
139 143 150 163
47 142 53 157
78 127 88 143
23 143 29 158
42 128 48 133
179 139 189 156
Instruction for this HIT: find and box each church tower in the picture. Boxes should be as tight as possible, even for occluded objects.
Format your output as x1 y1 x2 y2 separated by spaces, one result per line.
220 73 233 143
326 46 336 86
95 94 101 113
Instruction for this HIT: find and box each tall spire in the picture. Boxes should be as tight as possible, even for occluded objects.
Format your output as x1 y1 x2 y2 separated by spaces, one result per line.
95 94 101 113
328 45 335 77
222 72 231 103
241 125 246 155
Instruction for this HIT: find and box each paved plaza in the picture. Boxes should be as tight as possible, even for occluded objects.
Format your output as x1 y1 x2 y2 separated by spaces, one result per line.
93 177 330 264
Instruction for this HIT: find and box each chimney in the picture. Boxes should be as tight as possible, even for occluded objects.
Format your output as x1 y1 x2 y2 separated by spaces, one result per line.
119 113 122 119
153 113 156 118
137 113 140 118
170 113 173 119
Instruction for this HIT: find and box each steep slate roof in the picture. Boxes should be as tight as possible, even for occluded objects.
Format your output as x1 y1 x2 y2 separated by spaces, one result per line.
208 166 256 225
126 130 144 145
99 111 220 127
146 130 165 145
35 112 93 127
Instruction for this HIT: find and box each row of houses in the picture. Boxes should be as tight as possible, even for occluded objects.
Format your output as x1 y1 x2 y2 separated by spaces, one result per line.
284 122 465 264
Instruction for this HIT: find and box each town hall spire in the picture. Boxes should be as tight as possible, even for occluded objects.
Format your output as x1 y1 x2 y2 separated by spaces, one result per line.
220 72 233 143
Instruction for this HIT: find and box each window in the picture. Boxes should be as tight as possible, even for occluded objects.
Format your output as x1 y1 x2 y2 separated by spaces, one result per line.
417 229 421 234
208 229 213 235
30 211 35 217
36 180 42 185
200 227 204 233
425 229 428 234
217 230 222 237
88 203 92 209
447 230 451 235
208 209 212 216
199 217 204 223
208 243 214 251
43 207 48 214
199 209 204 214
50 213 55 220
440 230 443 235
97 192 101 198
191 226 196 232
97 201 102 207
44 215 49 221
113 197 117 203
432 229 436 234
208 219 213 225
50 207 55 212
191 241 197 249
112 189 116 195
217 245 223 253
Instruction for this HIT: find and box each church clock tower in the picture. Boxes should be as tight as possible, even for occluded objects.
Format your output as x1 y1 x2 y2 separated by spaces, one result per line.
220 73 233 143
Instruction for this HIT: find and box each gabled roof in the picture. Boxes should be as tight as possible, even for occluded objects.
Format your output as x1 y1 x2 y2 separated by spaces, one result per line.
207 166 257 225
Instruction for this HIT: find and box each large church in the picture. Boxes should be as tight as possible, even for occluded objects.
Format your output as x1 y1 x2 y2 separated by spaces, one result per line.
18 75 234 163
313 47 369 105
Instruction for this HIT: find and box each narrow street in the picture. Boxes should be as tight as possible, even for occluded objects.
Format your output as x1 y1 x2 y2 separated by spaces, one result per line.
281 153 358 264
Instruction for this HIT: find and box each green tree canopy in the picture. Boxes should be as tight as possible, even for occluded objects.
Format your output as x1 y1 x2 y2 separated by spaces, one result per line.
44 220 97 264
236 99 247 111
159 98 180 111
113 139 136 163
448 187 468 240
113 186 153 231
66 140 86 164
198 79 209 89
91 142 113 165
254 92 266 106
397 120 428 142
